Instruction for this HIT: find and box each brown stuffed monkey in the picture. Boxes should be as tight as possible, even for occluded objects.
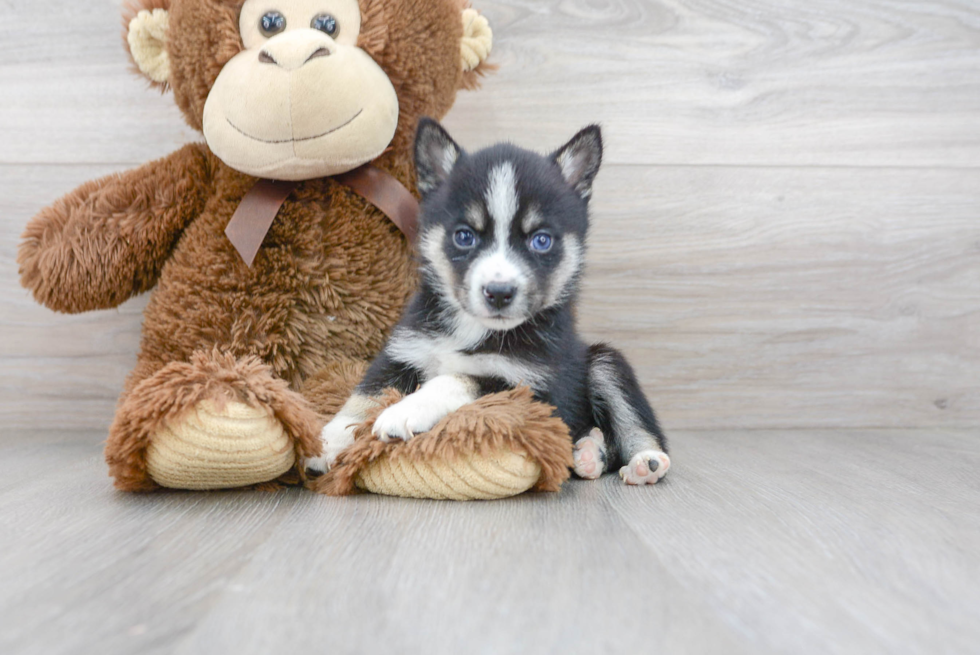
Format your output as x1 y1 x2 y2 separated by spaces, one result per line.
17 0 525 492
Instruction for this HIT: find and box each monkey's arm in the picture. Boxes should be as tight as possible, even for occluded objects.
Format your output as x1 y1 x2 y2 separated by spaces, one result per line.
18 143 212 314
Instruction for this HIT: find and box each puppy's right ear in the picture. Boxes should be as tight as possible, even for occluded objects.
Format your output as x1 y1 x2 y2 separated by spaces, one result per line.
552 125 603 201
415 118 462 197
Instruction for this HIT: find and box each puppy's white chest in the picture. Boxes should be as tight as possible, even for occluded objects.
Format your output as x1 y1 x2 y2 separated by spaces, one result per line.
423 344 549 390
428 350 481 381
403 338 482 381
387 330 547 390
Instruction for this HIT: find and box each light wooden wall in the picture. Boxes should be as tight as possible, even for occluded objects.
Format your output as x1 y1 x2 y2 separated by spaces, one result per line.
1 0 978 433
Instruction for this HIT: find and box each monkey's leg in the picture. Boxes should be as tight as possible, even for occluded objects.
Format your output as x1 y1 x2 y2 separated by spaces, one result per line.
106 349 320 491
586 344 670 485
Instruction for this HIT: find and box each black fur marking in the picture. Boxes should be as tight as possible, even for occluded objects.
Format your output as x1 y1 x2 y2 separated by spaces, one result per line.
357 350 421 397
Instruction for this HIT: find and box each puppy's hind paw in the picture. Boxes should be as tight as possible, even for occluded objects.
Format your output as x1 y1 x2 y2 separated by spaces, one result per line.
573 428 607 480
619 450 670 486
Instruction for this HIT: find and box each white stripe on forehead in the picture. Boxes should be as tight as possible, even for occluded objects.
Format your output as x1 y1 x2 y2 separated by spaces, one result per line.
485 162 518 248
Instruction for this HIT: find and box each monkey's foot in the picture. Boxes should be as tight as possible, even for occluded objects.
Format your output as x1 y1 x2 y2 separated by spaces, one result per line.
145 399 294 490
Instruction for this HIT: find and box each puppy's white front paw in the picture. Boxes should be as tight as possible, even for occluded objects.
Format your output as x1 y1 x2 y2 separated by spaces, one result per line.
304 416 358 477
619 450 670 485
372 396 448 443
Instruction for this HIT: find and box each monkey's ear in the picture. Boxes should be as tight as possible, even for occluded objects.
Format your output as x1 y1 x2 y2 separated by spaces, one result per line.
460 9 493 73
552 125 603 201
415 118 463 197
125 7 171 86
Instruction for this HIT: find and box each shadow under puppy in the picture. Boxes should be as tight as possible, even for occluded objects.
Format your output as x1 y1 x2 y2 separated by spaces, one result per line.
306 119 670 485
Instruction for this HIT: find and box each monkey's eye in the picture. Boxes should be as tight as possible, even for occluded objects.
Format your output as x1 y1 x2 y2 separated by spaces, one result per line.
260 11 286 36
454 228 478 250
311 14 339 37
529 231 553 253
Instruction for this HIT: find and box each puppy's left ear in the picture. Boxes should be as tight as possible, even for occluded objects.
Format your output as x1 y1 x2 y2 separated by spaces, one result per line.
415 118 463 197
552 125 603 201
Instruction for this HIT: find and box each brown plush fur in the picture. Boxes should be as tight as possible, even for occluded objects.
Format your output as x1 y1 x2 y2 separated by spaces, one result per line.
17 0 537 492
299 357 370 420
314 387 574 496
18 143 212 313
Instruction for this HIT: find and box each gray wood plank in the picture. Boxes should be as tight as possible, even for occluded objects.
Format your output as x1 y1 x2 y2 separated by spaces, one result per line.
2 1 979 167
1 428 977 654
0 0 199 166
447 0 980 167
579 165 980 430
0 449 302 654
172 487 750 655
0 164 141 431
607 429 980 654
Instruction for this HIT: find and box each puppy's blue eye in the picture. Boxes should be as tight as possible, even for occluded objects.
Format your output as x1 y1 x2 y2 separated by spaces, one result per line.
529 232 553 253
454 228 477 249
311 14 339 36
260 11 286 36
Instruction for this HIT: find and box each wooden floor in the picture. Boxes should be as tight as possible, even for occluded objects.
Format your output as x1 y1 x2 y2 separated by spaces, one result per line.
1 427 978 654
1 0 979 653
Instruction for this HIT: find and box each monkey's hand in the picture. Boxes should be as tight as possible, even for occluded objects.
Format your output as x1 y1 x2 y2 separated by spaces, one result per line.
18 143 212 314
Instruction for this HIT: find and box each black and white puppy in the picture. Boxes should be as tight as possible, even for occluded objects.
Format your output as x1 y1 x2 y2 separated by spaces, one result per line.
306 120 670 485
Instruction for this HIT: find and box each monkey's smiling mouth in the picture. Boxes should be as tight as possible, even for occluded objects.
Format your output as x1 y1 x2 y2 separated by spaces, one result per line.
226 108 364 144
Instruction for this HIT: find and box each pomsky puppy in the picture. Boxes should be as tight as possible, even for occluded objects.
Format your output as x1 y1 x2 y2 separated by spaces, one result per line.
306 119 670 485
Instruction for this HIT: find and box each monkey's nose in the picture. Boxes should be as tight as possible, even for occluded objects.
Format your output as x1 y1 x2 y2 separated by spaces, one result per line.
305 48 331 63
258 33 335 71
483 283 517 310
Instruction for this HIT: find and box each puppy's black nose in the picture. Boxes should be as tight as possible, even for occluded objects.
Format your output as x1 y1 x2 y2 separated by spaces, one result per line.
483 283 516 310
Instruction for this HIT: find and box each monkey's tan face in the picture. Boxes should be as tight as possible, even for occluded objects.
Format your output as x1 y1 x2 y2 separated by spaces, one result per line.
202 0 399 180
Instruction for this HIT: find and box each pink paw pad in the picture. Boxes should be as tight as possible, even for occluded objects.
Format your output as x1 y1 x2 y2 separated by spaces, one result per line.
573 430 606 480
619 450 670 486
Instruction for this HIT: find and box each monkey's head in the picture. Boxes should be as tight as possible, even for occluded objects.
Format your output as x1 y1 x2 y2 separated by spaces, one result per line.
123 0 493 180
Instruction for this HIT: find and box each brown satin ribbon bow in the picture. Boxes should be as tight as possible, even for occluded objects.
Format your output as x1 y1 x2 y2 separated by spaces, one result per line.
224 164 420 267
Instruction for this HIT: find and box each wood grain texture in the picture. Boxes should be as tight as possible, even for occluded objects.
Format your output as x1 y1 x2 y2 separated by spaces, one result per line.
581 165 980 430
443 0 980 167
1 428 977 654
2 1 979 166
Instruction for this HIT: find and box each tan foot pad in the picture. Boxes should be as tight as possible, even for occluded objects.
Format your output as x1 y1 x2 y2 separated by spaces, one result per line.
146 400 294 490
313 387 574 501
